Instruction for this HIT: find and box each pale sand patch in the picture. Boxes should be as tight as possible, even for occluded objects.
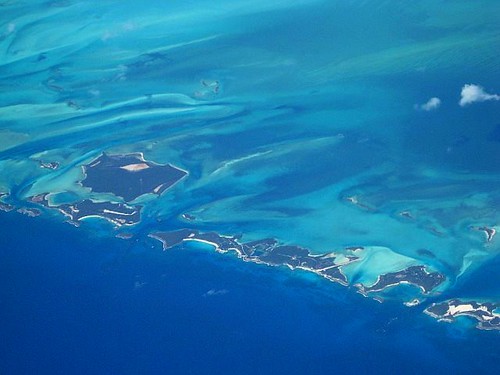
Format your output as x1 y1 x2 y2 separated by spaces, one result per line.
448 304 474 315
447 304 489 316
120 163 150 171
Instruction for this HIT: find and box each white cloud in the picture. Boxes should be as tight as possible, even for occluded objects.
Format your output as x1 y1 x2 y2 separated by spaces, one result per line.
415 97 441 111
459 84 500 107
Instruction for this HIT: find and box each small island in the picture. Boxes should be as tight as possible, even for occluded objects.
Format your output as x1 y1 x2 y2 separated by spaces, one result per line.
470 225 496 243
425 299 500 330
81 153 188 202
29 194 141 227
39 161 60 170
57 200 142 227
17 207 41 217
0 192 14 212
25 152 189 227
357 265 445 295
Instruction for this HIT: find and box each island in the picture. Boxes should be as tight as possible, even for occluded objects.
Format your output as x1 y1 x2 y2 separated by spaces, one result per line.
2 193 41 216
149 229 356 285
81 153 188 202
39 161 60 170
0 192 14 212
149 229 445 294
29 192 141 227
357 266 445 295
470 225 496 243
16 207 41 217
343 195 375 211
425 299 500 330
0 202 14 212
57 200 142 227
25 152 189 227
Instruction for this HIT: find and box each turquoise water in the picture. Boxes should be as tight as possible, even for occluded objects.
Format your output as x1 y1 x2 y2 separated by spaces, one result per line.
1 0 499 373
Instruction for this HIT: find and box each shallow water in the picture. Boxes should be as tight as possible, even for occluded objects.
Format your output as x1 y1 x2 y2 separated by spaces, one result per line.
1 0 499 373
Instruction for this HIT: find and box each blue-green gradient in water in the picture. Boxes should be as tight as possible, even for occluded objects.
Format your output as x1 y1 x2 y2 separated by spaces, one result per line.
1 213 499 374
0 0 499 373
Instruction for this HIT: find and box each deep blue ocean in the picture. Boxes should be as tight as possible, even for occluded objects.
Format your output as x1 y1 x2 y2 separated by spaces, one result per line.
1 1 499 373
1 212 499 374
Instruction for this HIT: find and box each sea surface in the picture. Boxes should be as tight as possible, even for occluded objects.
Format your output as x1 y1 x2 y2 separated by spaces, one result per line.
1 212 499 374
0 0 499 373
